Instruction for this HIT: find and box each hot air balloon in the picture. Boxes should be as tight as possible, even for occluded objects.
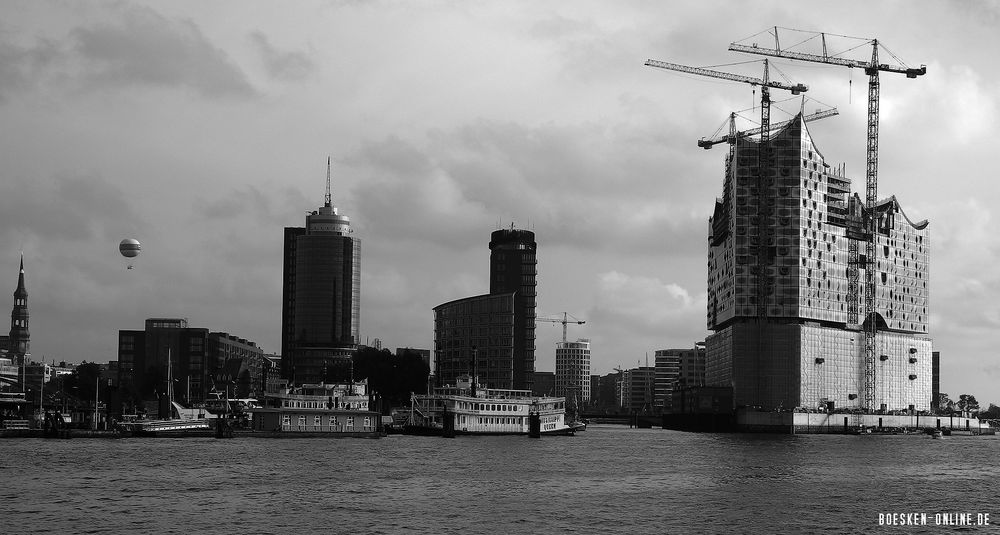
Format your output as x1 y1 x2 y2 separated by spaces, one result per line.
120 238 141 269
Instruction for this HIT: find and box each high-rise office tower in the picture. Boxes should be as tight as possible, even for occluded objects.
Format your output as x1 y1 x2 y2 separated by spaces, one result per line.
705 114 931 411
489 227 537 391
281 160 360 384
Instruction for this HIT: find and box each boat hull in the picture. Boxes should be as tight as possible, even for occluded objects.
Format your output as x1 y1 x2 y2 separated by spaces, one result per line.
235 429 382 439
402 424 576 437
117 420 212 437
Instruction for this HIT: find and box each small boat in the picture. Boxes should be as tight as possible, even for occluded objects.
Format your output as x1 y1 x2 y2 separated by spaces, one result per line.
406 374 577 437
117 349 214 437
116 401 214 437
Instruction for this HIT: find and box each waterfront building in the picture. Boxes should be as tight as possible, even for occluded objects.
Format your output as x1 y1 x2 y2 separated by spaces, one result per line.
653 350 680 411
117 318 269 406
531 371 555 396
555 338 591 402
589 374 600 408
705 114 932 411
433 225 537 390
655 343 709 412
488 227 537 390
434 293 514 388
621 366 656 413
281 160 360 384
592 373 619 410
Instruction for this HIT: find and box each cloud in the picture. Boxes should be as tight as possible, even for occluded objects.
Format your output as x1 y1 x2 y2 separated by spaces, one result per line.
0 36 61 103
345 119 714 260
0 4 257 103
249 31 315 81
69 6 255 98
0 173 141 245
583 271 707 365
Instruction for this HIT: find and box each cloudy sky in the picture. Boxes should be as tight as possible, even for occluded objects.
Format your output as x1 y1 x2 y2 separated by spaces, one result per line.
2 1 997 403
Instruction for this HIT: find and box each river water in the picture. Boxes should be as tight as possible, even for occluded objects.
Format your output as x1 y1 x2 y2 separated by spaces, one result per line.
2 425 998 534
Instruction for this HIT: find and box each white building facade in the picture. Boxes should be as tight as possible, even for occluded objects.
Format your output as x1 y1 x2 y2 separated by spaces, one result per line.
555 339 591 402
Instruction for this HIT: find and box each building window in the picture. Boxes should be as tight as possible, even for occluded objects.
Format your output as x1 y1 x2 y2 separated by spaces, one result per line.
347 417 354 428
282 415 290 427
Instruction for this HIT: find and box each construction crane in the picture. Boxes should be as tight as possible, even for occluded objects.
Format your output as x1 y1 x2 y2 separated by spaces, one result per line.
645 58 807 321
538 312 585 343
697 106 839 149
646 58 810 406
729 27 926 412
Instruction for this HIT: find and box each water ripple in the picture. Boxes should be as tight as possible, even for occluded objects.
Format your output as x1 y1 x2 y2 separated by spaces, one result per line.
2 428 997 533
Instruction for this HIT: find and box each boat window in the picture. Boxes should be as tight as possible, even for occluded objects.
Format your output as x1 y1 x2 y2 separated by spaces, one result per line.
347 417 354 427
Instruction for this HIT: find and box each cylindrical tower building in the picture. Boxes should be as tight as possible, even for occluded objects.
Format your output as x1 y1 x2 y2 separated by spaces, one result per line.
489 227 536 391
281 161 360 384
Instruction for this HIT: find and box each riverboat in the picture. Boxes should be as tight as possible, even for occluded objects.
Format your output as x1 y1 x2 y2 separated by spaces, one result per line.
247 379 382 438
406 375 576 436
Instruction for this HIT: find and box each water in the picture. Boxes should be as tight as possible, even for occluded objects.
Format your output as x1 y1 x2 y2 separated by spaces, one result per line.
2 426 998 534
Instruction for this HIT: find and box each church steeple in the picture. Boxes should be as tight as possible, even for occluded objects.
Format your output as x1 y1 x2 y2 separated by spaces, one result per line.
9 254 30 364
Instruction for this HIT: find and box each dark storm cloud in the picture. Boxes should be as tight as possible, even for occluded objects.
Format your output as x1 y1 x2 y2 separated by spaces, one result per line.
0 174 141 243
70 5 255 97
249 31 315 81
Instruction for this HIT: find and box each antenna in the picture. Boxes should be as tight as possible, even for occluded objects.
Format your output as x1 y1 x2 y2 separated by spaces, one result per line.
325 156 332 208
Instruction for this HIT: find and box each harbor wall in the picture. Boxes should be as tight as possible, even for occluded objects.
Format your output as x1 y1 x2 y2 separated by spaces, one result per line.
735 410 990 434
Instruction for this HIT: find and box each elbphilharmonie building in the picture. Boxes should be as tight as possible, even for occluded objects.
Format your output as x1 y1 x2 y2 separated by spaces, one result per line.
705 114 932 412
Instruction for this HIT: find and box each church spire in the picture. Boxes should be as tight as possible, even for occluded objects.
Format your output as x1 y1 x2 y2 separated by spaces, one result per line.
9 253 30 363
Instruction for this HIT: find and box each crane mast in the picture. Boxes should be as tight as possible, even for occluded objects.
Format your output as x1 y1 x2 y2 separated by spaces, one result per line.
646 58 809 405
729 28 926 412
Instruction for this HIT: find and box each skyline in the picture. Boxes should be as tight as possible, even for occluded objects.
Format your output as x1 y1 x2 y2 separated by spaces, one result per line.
1 1 998 402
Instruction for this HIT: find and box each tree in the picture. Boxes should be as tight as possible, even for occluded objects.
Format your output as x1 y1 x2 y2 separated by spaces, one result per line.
956 394 980 415
62 362 103 403
980 403 1000 420
352 347 430 412
936 392 954 414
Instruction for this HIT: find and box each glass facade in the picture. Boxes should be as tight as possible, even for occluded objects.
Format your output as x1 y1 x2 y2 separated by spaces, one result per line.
281 194 360 384
705 115 932 411
433 294 515 388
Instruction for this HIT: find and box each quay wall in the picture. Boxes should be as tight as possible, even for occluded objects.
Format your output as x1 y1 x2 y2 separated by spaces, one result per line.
736 410 990 434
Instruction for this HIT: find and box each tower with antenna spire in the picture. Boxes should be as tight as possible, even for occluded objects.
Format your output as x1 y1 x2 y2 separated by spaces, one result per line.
281 158 361 384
